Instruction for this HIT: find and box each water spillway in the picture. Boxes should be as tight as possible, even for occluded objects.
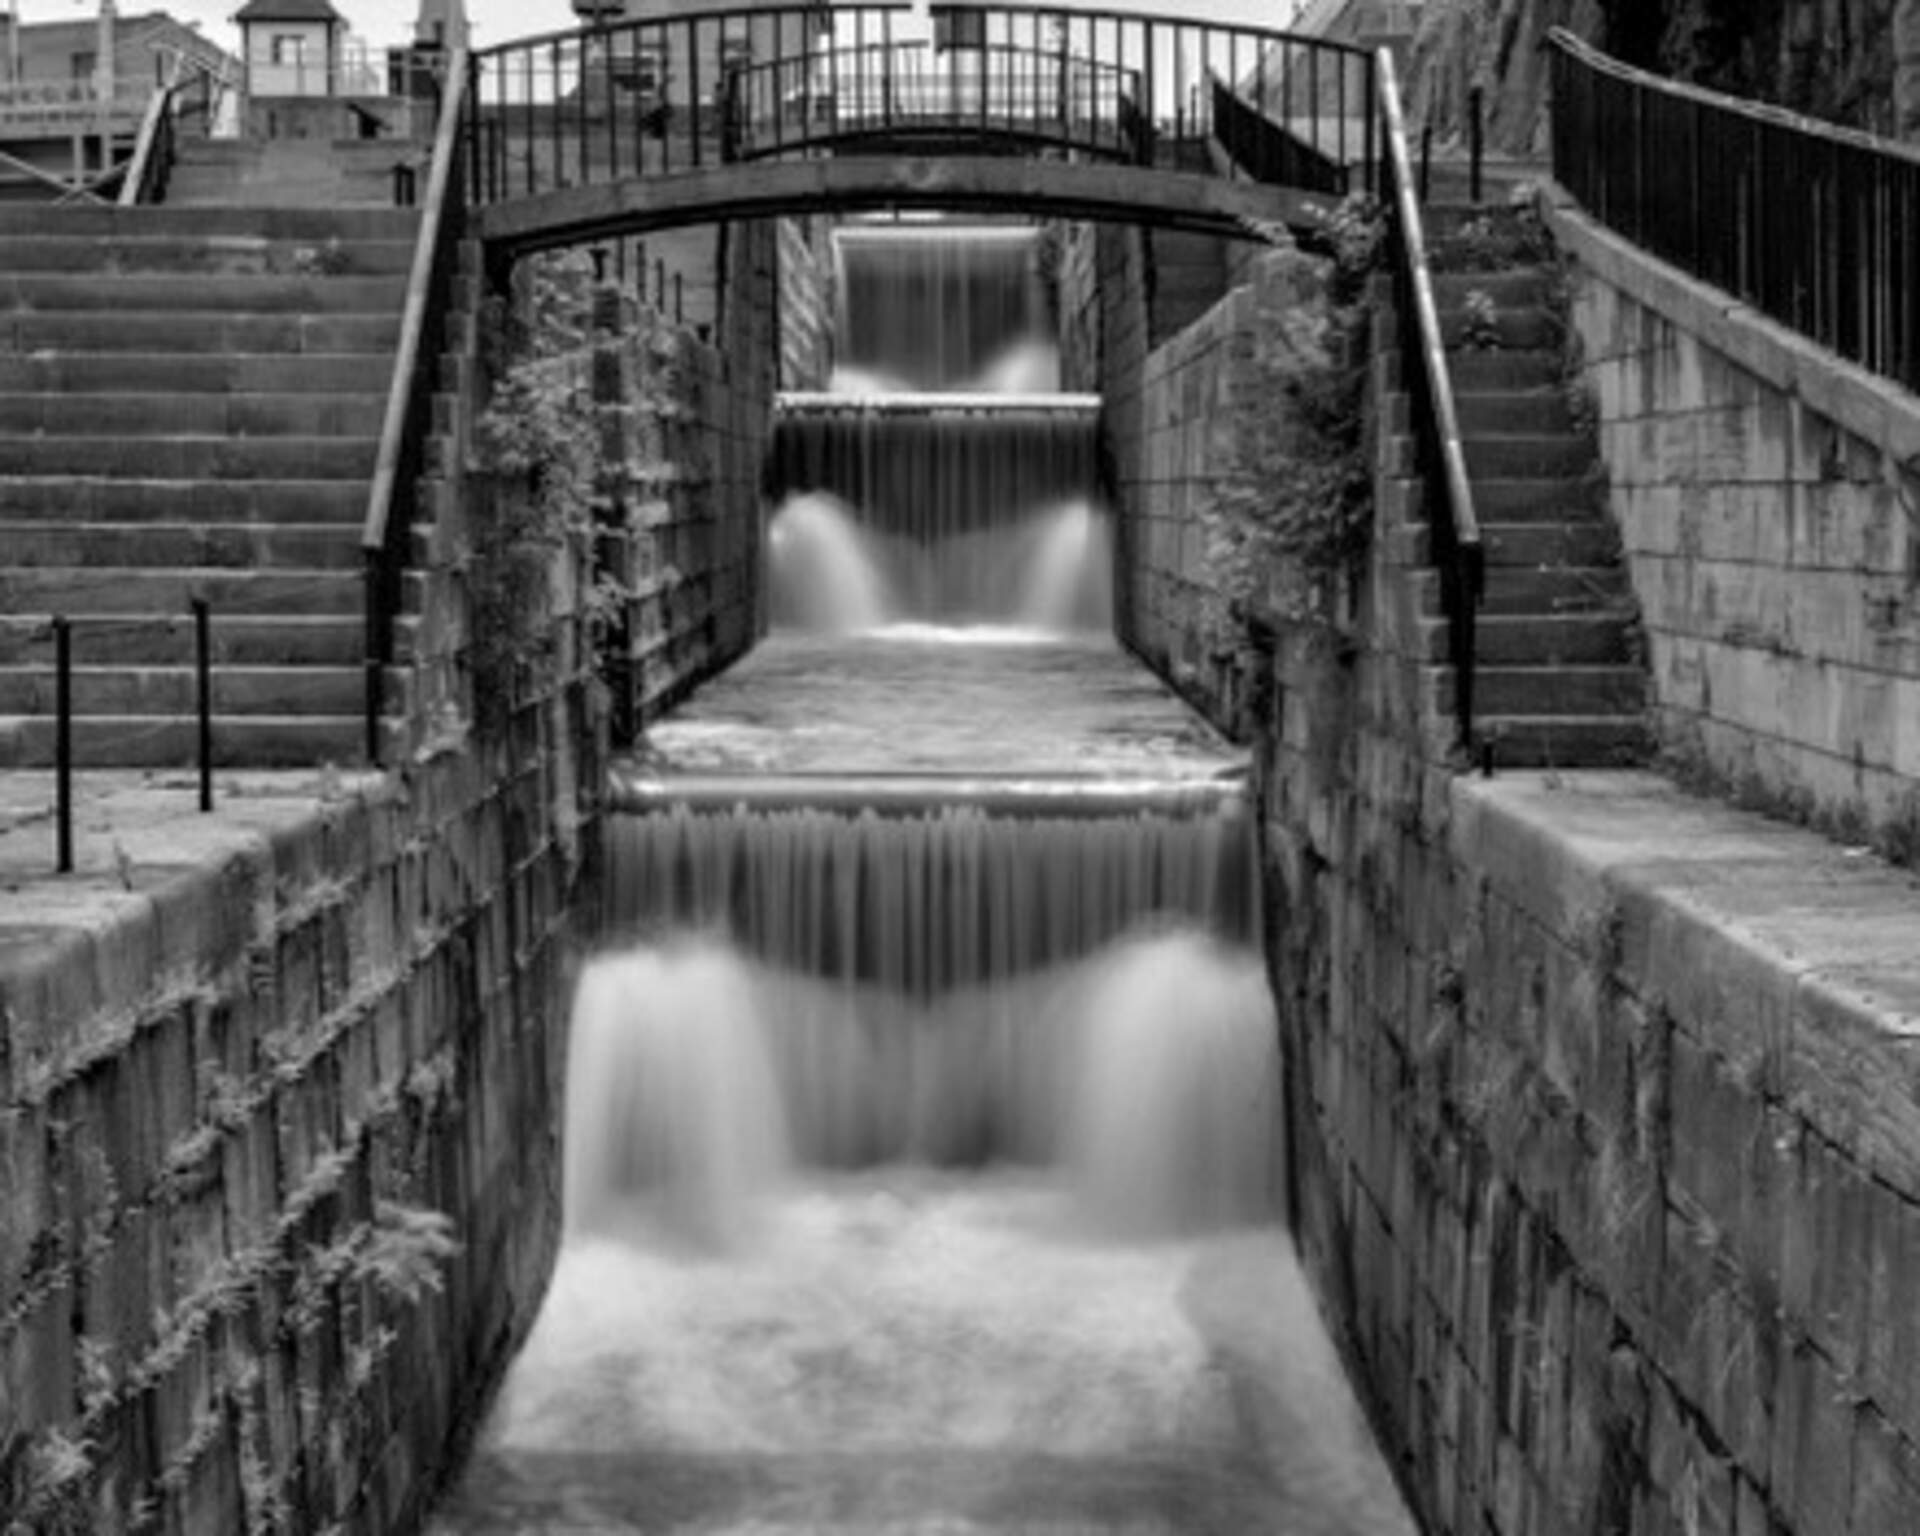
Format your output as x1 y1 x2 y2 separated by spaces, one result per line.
832 223 1056 394
433 216 1415 1535
768 396 1110 627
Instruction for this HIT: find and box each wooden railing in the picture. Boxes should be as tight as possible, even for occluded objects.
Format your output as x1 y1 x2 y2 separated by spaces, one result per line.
361 45 471 765
1550 27 1920 395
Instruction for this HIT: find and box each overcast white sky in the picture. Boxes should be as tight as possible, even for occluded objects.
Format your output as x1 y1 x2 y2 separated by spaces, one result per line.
20 0 1310 54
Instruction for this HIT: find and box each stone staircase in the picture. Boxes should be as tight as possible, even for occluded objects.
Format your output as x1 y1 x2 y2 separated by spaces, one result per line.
1392 215 1647 768
0 203 420 768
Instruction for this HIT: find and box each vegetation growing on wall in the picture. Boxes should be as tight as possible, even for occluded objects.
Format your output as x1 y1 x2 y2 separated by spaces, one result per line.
471 252 680 737
1199 195 1382 642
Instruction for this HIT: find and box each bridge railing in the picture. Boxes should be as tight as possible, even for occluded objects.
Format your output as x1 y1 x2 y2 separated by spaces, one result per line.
466 4 1376 199
363 44 471 765
721 40 1142 161
1549 26 1920 395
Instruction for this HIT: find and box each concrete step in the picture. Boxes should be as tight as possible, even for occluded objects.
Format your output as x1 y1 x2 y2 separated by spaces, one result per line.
0 204 420 243
0 392 385 437
0 522 362 570
1431 269 1553 311
0 352 398 395
2 312 401 354
0 713 367 769
0 567 361 615
0 613 366 666
0 478 367 523
0 234 417 277
1437 664 1645 717
1463 434 1594 480
1417 564 1629 616
1477 714 1651 770
1423 613 1635 666
1479 521 1620 568
0 664 362 715
1388 389 1572 437
1468 477 1608 524
1394 518 1619 569
1445 350 1563 392
0 272 407 315
0 436 379 480
1439 307 1561 353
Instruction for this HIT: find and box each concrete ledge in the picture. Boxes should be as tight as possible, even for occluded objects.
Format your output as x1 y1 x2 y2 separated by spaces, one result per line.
0 771 379 1105
1453 770 1920 1189
1542 184 1920 468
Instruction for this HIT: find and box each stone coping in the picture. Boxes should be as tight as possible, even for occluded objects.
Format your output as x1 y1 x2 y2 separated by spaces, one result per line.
1454 770 1920 1190
0 769 379 1106
1541 180 1920 468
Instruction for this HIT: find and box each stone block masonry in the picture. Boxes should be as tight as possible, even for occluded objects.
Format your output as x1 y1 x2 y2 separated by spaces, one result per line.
596 220 778 734
1264 493 1920 1532
1073 225 1318 737
0 691 596 1531
1548 192 1920 861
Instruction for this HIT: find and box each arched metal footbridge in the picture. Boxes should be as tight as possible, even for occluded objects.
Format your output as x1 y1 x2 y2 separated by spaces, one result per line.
460 3 1382 253
362 1 1481 765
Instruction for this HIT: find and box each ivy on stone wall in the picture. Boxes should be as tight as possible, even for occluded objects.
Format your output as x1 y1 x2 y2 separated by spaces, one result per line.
471 252 677 738
1201 196 1382 643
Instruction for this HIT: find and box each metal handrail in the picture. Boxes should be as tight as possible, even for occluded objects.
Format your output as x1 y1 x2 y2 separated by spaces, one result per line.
1547 26 1920 394
1376 47 1483 752
1548 26 1920 164
118 61 224 206
360 44 471 764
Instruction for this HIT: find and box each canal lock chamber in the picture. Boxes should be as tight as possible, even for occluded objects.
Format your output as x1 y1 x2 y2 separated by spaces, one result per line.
429 218 1416 1535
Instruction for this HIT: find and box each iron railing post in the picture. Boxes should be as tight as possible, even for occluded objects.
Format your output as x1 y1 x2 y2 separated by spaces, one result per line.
54 616 72 874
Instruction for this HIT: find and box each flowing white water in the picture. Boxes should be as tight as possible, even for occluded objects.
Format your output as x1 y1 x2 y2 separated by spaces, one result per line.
766 491 894 632
1016 499 1113 631
436 927 1416 1535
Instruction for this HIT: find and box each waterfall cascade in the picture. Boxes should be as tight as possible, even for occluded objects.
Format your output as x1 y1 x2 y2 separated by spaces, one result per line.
436 213 1416 1536
769 222 1110 631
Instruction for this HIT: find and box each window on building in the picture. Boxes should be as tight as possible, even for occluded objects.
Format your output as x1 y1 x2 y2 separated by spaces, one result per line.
70 51 95 82
270 34 306 67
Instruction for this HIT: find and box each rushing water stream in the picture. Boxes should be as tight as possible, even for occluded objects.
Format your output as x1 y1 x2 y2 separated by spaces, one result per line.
431 220 1414 1535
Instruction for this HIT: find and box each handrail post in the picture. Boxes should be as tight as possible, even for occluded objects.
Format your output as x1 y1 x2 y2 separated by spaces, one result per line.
54 616 73 874
1468 83 1483 202
193 597 214 811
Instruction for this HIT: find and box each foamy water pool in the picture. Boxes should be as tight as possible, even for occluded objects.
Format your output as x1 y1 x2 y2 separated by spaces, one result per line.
431 1172 1417 1535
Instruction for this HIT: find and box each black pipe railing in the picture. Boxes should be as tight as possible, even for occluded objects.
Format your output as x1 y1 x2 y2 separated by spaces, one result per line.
719 40 1143 161
1210 71 1355 196
1376 49 1483 754
118 62 221 206
1549 26 1920 395
363 44 470 765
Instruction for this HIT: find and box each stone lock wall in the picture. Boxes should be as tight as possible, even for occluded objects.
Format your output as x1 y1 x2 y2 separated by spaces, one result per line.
593 219 778 734
1548 195 1920 865
0 691 599 1533
1070 229 1344 739
0 213 788 1531
1257 273 1920 1535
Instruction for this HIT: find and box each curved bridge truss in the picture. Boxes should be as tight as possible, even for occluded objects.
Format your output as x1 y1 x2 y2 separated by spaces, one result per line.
464 2 1376 254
